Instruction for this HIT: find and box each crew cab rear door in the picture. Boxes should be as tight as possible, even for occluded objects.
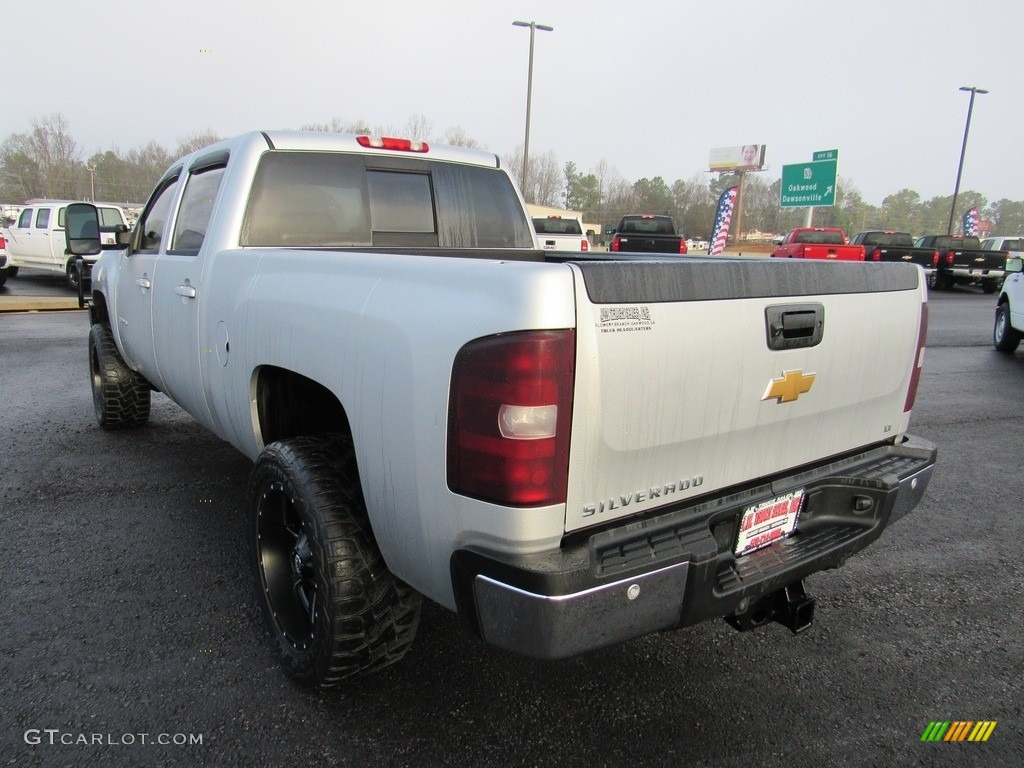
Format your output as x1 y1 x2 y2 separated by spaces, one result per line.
150 152 227 426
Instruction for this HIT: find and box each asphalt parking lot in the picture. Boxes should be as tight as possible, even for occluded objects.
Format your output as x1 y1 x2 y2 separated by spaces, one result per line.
1 287 1021 767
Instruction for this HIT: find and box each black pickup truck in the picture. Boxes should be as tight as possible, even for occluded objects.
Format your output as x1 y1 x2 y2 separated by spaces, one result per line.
609 214 687 254
849 231 937 272
914 234 1007 293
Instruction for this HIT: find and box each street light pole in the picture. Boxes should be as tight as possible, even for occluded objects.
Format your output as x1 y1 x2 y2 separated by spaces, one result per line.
512 20 553 197
947 85 988 235
86 163 96 202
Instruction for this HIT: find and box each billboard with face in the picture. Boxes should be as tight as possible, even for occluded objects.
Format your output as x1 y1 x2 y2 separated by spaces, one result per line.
709 144 766 172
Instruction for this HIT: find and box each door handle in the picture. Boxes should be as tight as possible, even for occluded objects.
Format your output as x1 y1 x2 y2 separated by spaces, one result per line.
175 284 197 299
135 278 151 289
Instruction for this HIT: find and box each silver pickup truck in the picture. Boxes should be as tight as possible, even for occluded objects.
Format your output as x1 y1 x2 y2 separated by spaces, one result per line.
66 130 936 689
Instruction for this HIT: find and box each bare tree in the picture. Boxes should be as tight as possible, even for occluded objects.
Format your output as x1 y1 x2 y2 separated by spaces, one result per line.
442 127 482 148
174 130 221 157
403 114 434 142
0 113 82 199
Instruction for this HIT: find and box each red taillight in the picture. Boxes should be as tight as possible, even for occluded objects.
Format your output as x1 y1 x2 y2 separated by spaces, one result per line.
678 240 688 254
932 250 940 266
581 240 589 252
945 252 954 265
904 303 928 412
0 234 5 248
610 235 621 252
448 330 575 506
356 135 429 153
871 248 882 261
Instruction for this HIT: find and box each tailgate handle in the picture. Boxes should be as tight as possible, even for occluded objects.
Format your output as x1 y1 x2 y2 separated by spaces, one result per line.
765 303 824 350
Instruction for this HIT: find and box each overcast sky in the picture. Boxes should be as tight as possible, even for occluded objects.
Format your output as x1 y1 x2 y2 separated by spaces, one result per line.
10 0 1020 206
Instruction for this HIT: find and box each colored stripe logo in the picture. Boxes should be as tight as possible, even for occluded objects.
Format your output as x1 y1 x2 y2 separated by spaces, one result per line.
921 721 997 742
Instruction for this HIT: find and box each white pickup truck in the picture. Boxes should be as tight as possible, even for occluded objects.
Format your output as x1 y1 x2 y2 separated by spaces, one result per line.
994 256 1024 352
66 130 937 689
531 215 590 252
3 200 129 288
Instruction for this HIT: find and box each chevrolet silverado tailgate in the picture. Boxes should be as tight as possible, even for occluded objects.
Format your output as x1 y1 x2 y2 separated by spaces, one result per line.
563 258 926 533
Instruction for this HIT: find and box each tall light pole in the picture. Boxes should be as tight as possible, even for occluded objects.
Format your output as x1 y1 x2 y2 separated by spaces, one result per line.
85 163 96 202
512 20 553 197
947 85 988 235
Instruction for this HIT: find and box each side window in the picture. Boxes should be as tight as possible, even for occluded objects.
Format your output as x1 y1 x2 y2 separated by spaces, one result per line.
137 177 180 253
170 166 226 255
58 208 66 227
17 209 32 228
35 208 51 229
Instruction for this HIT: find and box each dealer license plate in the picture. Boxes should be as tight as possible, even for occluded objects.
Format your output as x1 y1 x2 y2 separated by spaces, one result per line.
734 490 804 557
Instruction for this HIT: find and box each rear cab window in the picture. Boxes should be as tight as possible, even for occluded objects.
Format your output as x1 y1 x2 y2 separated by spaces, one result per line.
794 231 844 245
240 151 534 249
533 218 583 236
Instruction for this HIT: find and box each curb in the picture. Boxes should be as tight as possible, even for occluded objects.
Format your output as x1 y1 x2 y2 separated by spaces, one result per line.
0 296 83 313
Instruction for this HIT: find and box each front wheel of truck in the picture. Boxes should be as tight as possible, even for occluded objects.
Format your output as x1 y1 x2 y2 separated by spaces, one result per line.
249 436 421 688
994 303 1021 352
89 323 151 428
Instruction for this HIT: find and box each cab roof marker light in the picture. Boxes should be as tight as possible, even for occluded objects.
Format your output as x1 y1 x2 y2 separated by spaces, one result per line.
356 135 429 153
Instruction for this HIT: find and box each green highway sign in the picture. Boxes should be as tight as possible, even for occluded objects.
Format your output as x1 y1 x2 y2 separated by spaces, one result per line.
780 160 838 208
812 149 838 161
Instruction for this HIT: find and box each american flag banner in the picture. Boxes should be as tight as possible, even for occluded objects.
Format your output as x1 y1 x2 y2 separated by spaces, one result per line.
709 186 739 255
962 207 979 237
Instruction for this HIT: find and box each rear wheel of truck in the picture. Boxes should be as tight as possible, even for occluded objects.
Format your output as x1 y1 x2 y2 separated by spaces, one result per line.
89 323 151 428
249 436 421 688
994 303 1021 353
982 279 999 295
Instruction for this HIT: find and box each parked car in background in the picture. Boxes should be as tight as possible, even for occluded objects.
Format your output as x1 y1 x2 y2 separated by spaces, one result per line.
1 201 130 289
914 234 1006 293
771 228 864 260
0 231 8 287
532 215 589 252
981 236 1024 261
994 255 1024 352
848 231 937 274
609 214 687 254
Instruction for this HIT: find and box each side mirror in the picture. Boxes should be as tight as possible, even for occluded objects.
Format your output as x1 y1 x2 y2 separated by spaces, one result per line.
64 203 102 256
1006 257 1023 274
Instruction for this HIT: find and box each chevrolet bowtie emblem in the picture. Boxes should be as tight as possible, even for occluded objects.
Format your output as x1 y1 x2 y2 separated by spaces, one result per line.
763 370 816 404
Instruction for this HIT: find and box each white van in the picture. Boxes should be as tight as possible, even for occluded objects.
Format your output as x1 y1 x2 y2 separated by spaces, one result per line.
1 200 129 288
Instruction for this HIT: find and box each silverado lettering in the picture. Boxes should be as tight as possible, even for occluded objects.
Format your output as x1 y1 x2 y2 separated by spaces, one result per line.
583 476 706 517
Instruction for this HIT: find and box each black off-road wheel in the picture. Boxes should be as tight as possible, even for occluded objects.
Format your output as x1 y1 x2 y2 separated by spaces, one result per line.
249 436 421 688
88 323 151 428
994 303 1021 353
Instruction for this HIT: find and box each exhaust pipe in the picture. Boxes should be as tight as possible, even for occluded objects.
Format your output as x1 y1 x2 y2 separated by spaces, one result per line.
724 580 816 635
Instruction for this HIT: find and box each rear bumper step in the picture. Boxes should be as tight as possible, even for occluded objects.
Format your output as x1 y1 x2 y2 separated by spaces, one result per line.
451 435 936 660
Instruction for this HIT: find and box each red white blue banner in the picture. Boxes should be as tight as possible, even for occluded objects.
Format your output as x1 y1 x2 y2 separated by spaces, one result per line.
709 186 738 255
962 207 979 237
